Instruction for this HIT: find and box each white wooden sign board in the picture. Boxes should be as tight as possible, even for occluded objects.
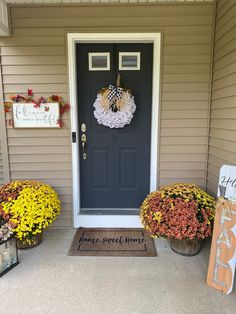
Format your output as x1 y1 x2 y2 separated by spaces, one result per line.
218 165 236 203
12 102 60 128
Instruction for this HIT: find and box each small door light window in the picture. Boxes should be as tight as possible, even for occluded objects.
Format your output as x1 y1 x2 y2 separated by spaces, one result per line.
119 52 141 70
88 53 110 71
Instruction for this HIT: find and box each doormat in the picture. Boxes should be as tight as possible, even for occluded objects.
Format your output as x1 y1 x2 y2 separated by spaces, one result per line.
68 228 157 257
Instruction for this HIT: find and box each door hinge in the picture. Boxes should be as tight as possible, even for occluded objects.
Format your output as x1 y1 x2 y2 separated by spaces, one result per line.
72 132 77 143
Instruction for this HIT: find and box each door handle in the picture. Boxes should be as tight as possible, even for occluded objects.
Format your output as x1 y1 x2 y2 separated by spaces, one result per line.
81 133 87 160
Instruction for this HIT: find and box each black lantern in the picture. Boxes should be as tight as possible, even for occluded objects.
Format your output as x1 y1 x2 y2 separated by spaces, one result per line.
0 235 19 277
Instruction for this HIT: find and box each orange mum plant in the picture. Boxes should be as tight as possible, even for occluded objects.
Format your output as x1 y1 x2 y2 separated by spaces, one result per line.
140 183 216 240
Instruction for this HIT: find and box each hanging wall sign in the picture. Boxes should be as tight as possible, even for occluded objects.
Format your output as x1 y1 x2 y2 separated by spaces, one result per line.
218 165 236 202
12 102 60 128
207 198 236 294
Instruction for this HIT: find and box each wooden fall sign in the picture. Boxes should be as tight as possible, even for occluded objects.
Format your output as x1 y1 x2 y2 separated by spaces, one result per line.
207 198 236 294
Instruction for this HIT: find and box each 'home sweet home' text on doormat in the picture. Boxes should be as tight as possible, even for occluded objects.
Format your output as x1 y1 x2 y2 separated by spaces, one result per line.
68 228 157 257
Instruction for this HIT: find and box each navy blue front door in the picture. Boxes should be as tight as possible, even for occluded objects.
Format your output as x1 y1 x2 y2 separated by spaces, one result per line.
77 43 153 208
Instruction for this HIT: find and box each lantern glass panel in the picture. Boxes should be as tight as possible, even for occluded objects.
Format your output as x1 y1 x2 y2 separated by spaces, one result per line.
0 237 18 277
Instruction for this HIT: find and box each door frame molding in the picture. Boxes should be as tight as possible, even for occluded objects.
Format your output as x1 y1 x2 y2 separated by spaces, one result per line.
67 33 161 228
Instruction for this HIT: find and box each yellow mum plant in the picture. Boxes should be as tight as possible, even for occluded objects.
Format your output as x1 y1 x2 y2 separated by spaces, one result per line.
0 180 61 243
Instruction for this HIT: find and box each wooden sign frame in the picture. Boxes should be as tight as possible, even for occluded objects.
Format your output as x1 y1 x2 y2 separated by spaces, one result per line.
207 198 236 294
12 102 60 128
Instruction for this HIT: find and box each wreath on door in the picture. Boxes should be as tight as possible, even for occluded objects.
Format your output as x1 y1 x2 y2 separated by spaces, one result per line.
93 74 136 128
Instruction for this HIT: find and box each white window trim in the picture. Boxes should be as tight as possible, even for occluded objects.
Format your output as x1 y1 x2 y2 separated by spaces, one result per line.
67 33 161 228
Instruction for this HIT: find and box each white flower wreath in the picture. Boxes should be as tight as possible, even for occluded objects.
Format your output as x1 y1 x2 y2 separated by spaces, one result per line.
93 87 136 129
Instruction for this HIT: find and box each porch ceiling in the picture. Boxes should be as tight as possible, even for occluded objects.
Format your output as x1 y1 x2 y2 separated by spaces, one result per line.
4 0 214 5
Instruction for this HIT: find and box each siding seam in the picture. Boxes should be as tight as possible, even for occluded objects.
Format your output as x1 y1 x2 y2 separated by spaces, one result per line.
0 46 10 184
205 0 217 193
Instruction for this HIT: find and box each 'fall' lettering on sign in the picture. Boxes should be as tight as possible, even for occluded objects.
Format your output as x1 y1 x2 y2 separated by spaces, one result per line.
207 199 236 294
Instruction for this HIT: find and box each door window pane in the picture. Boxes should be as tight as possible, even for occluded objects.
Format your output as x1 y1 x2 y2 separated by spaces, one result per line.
89 53 110 71
119 52 141 70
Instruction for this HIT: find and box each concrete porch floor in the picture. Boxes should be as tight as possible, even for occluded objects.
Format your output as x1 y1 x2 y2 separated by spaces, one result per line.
0 228 235 314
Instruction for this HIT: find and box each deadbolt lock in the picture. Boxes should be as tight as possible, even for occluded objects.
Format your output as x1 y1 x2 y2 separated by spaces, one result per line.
81 123 86 133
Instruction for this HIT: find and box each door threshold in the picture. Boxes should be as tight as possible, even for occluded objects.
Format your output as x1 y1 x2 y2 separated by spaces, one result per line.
80 209 140 216
75 214 142 228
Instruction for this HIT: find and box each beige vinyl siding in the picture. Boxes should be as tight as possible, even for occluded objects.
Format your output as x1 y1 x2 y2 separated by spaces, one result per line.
207 0 236 195
0 3 214 226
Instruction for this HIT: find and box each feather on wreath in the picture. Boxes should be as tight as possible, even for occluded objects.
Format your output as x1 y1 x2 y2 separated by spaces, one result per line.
93 74 136 128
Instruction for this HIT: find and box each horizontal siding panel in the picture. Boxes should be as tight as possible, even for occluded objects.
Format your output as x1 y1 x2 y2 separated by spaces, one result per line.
161 136 207 145
211 96 236 109
12 28 65 37
7 129 69 138
4 93 69 103
161 110 207 119
162 101 208 111
213 62 236 80
215 8 236 35
211 108 236 119
9 146 70 155
11 5 213 19
216 0 235 21
209 146 236 165
11 171 71 179
160 154 206 162
4 84 68 93
210 119 236 131
161 119 208 128
160 145 206 154
162 83 209 92
164 36 212 45
159 178 205 186
0 37 65 47
160 162 205 171
208 154 231 169
9 154 71 163
207 163 222 178
2 65 67 75
215 19 235 42
164 45 211 55
2 56 66 66
213 50 236 71
214 26 236 52
160 170 205 179
8 137 69 146
10 162 71 171
163 74 210 83
3 75 67 84
209 137 236 154
161 127 207 137
210 128 236 142
11 25 213 38
54 187 71 196
12 16 213 28
212 85 236 100
1 46 65 56
214 44 236 63
212 73 236 91
163 64 210 74
162 92 209 101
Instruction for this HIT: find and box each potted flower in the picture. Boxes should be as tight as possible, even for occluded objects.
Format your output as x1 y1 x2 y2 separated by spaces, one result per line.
0 180 61 248
140 183 216 256
0 217 14 242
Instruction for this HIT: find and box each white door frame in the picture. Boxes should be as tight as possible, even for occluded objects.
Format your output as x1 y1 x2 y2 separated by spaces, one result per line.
67 33 161 228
